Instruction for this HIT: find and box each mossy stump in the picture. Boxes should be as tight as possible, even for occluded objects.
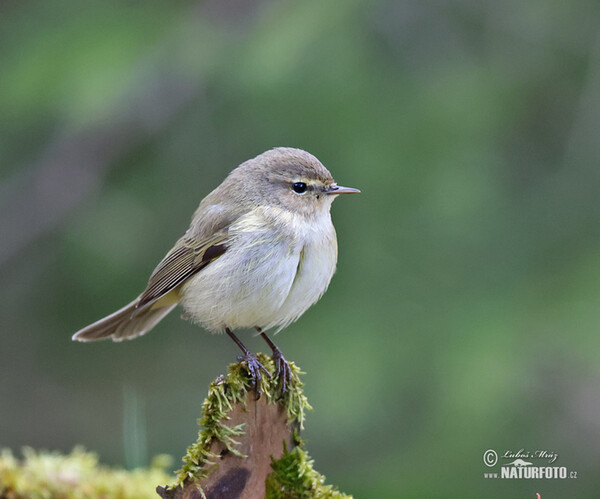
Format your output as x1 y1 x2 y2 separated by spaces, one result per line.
157 354 350 499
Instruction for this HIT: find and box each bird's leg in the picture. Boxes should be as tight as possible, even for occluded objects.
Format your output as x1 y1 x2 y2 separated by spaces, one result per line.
256 327 292 394
226 328 270 396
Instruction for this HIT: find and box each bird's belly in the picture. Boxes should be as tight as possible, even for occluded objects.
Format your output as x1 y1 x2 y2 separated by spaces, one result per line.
179 239 300 333
269 239 337 331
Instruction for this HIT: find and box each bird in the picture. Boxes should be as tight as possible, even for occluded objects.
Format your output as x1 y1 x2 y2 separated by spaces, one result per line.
73 147 359 393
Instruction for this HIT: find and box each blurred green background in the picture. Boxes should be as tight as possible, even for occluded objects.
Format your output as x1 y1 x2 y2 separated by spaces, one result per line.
2 0 600 497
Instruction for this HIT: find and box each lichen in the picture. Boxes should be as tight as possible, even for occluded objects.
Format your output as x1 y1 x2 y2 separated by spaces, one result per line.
0 446 172 498
265 436 352 499
175 353 311 485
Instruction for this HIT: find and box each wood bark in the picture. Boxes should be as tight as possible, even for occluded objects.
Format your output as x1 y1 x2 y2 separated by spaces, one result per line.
157 391 298 499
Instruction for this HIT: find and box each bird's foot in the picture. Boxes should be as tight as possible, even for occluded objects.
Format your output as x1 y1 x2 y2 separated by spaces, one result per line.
271 347 292 395
237 352 270 397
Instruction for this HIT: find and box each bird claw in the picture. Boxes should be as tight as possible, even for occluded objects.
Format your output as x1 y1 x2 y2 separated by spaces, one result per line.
237 353 270 397
272 348 292 395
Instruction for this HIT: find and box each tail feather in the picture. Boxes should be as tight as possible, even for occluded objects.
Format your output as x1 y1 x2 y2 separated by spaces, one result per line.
72 297 177 342
112 302 177 341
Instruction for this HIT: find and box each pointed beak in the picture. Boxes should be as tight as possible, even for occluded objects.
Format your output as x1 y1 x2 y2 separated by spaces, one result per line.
326 184 361 195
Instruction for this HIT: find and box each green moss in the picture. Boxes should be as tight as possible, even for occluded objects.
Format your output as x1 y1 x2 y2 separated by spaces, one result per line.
0 357 349 498
0 446 172 498
265 436 352 499
175 353 311 485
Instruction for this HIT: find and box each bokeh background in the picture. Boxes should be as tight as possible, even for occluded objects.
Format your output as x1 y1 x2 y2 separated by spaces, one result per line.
2 1 600 497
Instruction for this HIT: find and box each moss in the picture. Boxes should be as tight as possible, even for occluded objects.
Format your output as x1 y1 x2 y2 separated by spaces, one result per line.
0 446 172 498
1 357 349 498
265 436 352 499
175 353 311 485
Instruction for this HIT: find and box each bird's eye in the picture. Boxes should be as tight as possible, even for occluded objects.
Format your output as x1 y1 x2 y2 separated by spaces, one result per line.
292 182 307 194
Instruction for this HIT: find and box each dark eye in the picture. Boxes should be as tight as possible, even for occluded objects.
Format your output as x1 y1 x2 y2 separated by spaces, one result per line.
292 182 307 194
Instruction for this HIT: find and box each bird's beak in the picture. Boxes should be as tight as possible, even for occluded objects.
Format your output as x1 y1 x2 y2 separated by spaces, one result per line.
326 184 361 195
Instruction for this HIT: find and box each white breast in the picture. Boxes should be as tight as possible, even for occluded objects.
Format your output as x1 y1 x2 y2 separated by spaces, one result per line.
267 214 338 332
179 206 338 334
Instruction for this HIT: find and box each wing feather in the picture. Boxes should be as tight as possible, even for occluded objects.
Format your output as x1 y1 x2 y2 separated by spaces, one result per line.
136 231 228 309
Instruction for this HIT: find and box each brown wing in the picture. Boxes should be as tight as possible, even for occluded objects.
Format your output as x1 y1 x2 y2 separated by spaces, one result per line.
136 230 228 310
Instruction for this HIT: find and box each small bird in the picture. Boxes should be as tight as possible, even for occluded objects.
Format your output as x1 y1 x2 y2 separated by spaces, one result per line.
73 147 359 393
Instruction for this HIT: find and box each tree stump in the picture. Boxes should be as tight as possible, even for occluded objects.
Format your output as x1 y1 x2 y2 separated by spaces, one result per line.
156 354 350 499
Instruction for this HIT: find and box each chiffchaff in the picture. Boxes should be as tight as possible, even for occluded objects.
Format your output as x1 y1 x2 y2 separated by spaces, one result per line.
73 147 359 392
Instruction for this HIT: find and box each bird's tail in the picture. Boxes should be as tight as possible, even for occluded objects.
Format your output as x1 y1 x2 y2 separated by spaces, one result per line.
72 292 179 342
